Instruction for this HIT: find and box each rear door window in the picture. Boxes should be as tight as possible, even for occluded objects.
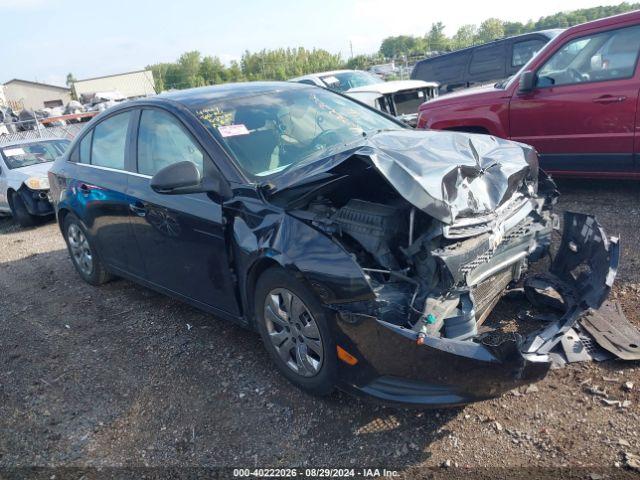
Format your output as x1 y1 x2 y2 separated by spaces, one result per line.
469 43 506 76
79 131 92 164
413 52 470 85
512 38 546 67
91 112 131 170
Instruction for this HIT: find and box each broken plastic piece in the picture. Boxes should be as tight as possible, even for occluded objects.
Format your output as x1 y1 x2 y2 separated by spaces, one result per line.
580 301 640 360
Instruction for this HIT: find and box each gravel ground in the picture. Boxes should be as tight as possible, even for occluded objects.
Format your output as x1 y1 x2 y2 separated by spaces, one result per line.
0 179 639 478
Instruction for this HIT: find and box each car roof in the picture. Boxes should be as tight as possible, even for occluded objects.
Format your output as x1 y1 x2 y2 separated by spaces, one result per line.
290 70 364 82
414 29 564 64
154 81 311 110
0 137 69 148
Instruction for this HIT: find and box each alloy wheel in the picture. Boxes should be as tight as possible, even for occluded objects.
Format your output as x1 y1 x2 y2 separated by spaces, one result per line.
67 223 93 276
263 288 324 377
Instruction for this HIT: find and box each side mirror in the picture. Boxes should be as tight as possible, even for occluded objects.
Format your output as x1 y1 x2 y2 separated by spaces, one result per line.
518 71 536 94
151 161 204 195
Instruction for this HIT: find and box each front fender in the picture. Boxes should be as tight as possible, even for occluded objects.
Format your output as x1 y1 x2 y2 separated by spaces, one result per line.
419 104 507 138
232 211 374 322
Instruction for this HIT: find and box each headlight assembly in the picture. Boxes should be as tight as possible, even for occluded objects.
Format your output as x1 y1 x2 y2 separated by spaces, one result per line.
24 177 50 190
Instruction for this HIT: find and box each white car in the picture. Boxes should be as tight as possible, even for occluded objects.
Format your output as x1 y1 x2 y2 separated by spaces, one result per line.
290 69 438 126
0 138 70 227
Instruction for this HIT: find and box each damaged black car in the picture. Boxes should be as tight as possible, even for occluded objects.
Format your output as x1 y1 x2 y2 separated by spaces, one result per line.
48 82 620 407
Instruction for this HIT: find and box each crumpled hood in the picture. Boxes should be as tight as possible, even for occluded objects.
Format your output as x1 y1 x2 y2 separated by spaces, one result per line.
270 129 538 224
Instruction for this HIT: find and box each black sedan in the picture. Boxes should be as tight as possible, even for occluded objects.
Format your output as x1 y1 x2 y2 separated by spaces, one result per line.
48 82 618 407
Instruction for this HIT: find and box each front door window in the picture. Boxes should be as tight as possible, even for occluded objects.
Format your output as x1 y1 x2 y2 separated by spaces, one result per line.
537 25 640 87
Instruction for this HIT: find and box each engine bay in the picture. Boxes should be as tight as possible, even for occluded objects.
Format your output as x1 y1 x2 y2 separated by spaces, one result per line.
283 160 556 342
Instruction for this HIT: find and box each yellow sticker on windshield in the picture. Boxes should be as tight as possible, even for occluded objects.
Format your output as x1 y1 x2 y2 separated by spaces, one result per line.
196 107 233 128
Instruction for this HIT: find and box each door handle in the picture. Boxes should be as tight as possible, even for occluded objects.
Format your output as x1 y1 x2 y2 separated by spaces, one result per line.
593 95 626 104
129 202 147 217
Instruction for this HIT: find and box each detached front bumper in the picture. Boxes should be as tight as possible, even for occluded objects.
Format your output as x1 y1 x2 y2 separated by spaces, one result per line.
17 185 53 216
332 212 619 407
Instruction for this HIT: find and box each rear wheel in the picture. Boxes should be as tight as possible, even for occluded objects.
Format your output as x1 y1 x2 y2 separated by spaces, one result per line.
9 192 37 228
62 214 112 285
255 268 337 396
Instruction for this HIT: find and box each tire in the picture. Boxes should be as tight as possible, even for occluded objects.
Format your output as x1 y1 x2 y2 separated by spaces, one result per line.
9 192 37 228
62 214 112 286
255 268 337 396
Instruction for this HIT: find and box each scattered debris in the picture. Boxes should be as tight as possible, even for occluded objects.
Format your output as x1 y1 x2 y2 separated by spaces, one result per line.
624 381 634 391
601 398 631 408
587 385 608 397
560 328 593 363
524 384 539 394
441 459 452 468
624 452 640 472
493 421 503 432
580 301 640 361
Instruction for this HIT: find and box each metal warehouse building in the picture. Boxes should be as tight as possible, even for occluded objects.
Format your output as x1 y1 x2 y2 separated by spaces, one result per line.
2 79 72 110
72 70 156 100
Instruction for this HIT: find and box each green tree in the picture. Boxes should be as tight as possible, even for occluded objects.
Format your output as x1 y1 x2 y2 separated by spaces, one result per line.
240 47 342 80
226 61 244 82
200 55 225 85
476 18 505 43
177 51 205 88
379 35 426 58
426 22 449 52
346 54 383 70
451 24 477 50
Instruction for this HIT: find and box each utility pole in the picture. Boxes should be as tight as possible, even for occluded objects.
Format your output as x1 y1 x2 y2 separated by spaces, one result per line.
350 41 354 59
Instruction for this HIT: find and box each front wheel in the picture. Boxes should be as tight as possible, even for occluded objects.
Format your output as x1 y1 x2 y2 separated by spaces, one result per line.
62 215 112 286
255 268 337 396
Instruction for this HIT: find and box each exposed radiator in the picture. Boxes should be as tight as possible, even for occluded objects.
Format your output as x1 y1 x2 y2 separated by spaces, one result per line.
472 266 514 322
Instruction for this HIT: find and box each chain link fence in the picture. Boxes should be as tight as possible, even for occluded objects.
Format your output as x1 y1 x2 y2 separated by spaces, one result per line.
0 112 96 144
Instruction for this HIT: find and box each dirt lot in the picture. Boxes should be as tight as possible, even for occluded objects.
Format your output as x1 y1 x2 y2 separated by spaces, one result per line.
1 179 639 478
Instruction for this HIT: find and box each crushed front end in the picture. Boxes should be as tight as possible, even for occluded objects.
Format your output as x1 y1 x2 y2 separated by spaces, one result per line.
270 130 620 406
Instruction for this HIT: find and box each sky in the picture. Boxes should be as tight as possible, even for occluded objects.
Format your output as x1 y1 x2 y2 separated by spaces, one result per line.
0 0 628 86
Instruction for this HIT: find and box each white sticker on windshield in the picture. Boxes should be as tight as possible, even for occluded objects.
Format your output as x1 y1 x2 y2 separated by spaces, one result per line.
3 148 25 157
218 124 250 137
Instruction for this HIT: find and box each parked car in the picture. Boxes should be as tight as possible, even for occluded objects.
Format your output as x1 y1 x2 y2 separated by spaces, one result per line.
48 82 617 407
411 30 562 94
367 62 398 78
417 11 640 179
0 138 70 226
290 70 438 126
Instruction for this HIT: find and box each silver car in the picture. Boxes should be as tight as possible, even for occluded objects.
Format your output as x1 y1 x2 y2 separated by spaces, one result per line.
290 70 438 126
0 138 70 226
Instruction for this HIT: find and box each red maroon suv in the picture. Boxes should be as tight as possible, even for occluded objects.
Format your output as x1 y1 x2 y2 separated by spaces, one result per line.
417 10 640 179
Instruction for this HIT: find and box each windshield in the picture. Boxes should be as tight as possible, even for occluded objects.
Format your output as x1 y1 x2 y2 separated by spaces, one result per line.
319 71 384 92
1 140 70 169
194 87 402 180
